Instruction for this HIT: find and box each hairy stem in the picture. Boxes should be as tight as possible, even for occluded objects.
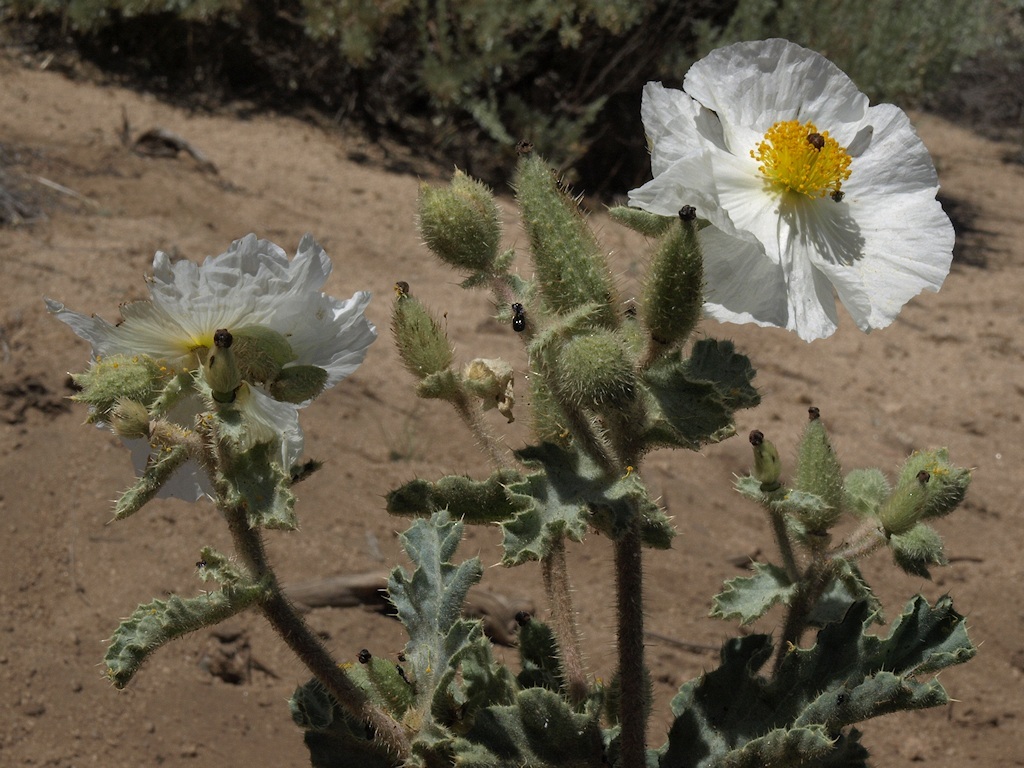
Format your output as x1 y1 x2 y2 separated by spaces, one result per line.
541 535 588 704
615 520 647 768
451 389 513 470
833 520 888 561
772 558 835 677
768 507 801 582
222 501 411 759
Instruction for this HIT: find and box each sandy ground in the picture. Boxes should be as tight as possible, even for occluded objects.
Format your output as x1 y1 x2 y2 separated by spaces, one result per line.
1 49 1023 767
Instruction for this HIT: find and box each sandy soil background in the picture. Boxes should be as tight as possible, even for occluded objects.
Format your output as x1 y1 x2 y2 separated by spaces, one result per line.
1 46 1023 767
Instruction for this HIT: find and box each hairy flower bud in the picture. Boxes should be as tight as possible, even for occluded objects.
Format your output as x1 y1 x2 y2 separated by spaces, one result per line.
889 522 947 578
555 330 636 409
607 206 675 237
896 448 971 520
109 397 151 439
268 365 329 404
641 215 704 351
749 429 781 491
793 409 844 530
878 469 930 536
71 353 168 421
391 292 454 380
514 153 617 326
418 170 502 272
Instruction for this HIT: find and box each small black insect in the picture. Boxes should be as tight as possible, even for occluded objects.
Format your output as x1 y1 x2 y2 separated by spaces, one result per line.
830 189 845 203
196 559 207 569
511 302 526 332
806 132 825 150
357 648 372 664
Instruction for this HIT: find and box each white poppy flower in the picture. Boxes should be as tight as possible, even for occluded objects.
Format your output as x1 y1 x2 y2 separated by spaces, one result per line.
48 233 377 500
628 38 954 341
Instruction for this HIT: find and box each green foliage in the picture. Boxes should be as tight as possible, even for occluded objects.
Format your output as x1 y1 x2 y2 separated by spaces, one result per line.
218 438 298 530
391 292 455 381
657 596 975 767
113 444 190 520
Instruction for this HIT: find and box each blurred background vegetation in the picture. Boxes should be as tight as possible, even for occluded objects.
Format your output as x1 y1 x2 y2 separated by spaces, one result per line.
2 0 1023 197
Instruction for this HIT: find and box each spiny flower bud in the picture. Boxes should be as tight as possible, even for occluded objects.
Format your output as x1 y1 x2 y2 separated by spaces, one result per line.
896 448 971 520
555 330 636 409
749 429 781 491
463 358 515 422
418 170 502 272
889 522 947 578
109 397 151 439
72 353 168 421
203 329 242 403
641 214 704 353
878 469 930 536
607 206 675 238
793 408 843 530
391 291 454 380
514 153 617 326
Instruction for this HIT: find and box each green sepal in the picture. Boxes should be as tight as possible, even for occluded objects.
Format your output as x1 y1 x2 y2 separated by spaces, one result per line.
640 217 703 350
710 563 795 626
269 364 329 403
772 490 832 528
642 340 759 450
386 470 529 524
889 522 947 579
657 596 974 767
220 441 297 530
607 205 675 237
113 444 191 520
230 324 297 384
514 153 617 326
104 579 267 688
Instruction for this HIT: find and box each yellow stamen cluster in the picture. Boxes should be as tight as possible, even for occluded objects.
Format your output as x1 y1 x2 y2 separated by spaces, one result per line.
751 120 852 198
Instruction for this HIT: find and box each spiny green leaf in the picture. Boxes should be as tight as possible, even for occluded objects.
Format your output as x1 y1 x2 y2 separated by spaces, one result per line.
220 440 297 530
711 563 795 626
114 444 191 520
104 582 266 688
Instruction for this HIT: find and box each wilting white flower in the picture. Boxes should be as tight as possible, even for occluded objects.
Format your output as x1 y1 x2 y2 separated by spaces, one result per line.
47 233 377 499
629 38 954 341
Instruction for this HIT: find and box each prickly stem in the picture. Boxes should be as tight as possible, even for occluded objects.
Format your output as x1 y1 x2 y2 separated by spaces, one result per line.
615 519 647 768
541 535 588 705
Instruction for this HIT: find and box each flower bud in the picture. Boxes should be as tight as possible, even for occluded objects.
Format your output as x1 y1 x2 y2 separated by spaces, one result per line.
896 448 971 520
555 330 635 409
109 397 151 439
514 153 617 326
418 170 502 272
204 329 242 403
793 409 843 530
391 293 454 380
889 522 947 578
607 206 675 237
463 358 515 422
72 353 167 421
641 215 704 350
749 429 781 491
878 469 930 536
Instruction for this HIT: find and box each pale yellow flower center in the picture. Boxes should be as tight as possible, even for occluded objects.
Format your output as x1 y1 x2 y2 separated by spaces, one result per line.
751 120 852 198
